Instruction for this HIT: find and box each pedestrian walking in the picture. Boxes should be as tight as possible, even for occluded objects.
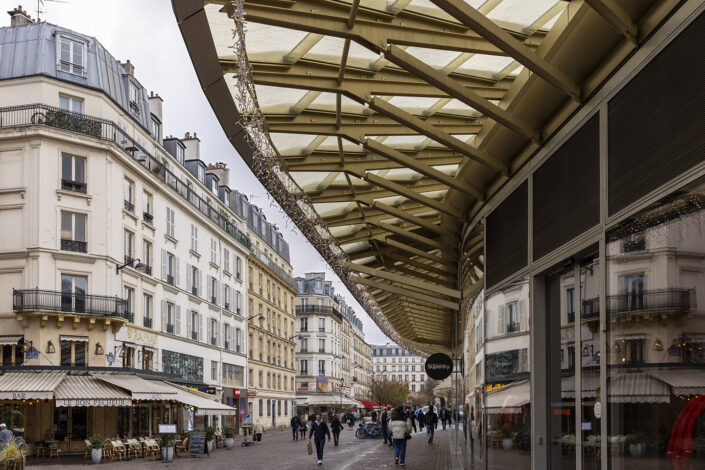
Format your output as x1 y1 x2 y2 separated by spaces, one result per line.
300 415 307 438
389 406 412 466
409 409 417 433
371 410 378 422
417 409 425 432
291 414 301 440
331 414 343 446
309 414 331 465
381 406 391 445
425 406 438 444
441 407 448 430
253 421 265 443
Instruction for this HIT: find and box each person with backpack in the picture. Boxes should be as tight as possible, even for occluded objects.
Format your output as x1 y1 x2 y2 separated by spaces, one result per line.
425 406 438 444
389 406 412 466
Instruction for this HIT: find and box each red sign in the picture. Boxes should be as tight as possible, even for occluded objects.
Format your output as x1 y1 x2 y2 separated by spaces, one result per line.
233 389 241 397
247 391 257 397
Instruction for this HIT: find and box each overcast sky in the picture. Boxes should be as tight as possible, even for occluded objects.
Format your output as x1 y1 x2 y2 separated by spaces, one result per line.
1 0 391 345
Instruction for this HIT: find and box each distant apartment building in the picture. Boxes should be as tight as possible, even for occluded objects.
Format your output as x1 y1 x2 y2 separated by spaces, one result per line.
371 343 426 393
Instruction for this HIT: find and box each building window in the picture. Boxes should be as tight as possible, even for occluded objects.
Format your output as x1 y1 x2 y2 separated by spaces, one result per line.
124 230 134 261
151 116 161 141
258 399 263 417
162 301 178 334
236 257 242 279
163 250 178 286
142 192 153 222
176 144 185 164
223 249 230 273
208 276 218 304
301 338 308 353
318 318 325 332
60 338 87 366
190 225 198 252
166 207 175 238
58 36 85 75
300 360 308 376
124 286 134 319
60 211 86 252
128 81 141 114
123 178 134 212
211 360 218 380
142 348 153 371
267 400 271 417
59 94 83 114
210 239 218 265
224 285 231 311
143 294 152 328
61 154 86 193
319 339 325 353
189 265 199 296
318 360 325 376
142 239 152 273
61 274 87 313
300 317 308 332
208 318 218 346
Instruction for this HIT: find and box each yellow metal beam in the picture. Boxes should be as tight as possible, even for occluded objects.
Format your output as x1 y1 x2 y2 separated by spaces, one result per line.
348 263 461 298
369 201 443 234
584 0 637 43
355 276 459 310
428 0 581 100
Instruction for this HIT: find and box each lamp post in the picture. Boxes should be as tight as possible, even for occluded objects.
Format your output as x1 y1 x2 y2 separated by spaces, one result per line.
116 258 147 274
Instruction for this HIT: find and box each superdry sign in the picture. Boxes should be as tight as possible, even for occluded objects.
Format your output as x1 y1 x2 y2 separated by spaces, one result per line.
425 353 453 381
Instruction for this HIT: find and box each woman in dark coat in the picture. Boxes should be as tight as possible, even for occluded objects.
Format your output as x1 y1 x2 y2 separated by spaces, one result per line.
331 414 343 446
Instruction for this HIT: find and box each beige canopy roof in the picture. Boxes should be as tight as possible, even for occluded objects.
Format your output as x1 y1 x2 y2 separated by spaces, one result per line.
172 0 681 352
0 371 65 400
485 380 529 414
95 374 178 401
164 382 237 416
54 375 132 407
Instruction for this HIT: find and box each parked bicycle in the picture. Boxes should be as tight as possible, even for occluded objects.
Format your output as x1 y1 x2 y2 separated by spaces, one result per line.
355 421 382 439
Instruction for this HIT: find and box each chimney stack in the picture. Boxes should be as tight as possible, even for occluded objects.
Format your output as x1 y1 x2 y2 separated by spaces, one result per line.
182 131 201 161
8 5 33 26
120 59 135 75
207 162 230 187
148 90 163 123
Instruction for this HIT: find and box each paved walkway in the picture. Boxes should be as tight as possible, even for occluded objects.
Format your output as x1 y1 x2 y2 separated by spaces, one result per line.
27 426 456 470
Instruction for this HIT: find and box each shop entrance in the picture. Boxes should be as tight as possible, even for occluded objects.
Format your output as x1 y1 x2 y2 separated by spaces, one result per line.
54 406 87 453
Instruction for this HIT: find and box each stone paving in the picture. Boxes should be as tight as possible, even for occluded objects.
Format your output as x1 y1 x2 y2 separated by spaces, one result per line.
27 426 456 470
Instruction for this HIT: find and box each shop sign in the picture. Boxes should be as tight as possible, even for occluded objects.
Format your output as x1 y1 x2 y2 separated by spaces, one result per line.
297 387 309 393
202 387 216 395
425 353 453 380
159 424 177 434
55 398 132 407
25 350 38 359
233 389 241 397
135 394 175 401
0 392 52 400
247 391 256 397
125 327 157 345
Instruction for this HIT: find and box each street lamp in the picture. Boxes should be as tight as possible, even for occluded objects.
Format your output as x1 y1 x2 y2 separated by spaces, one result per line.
116 258 147 274
247 314 265 322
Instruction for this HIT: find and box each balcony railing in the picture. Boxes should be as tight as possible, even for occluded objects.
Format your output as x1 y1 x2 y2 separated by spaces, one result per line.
143 317 153 328
143 212 153 223
124 200 134 212
61 179 86 194
579 289 691 319
166 324 174 334
296 305 343 320
191 331 198 341
61 239 87 253
582 298 600 320
0 104 251 251
166 275 174 286
13 288 129 319
252 246 298 289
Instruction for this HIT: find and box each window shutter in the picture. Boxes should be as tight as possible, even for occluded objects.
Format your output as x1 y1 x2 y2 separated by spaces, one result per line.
237 291 242 314
187 264 192 292
498 305 506 335
161 300 167 333
520 299 527 331
161 249 167 281
175 306 181 336
187 310 192 338
217 281 221 306
219 322 224 347
175 256 181 287
207 319 212 343
207 277 212 303
199 314 204 342
198 270 202 297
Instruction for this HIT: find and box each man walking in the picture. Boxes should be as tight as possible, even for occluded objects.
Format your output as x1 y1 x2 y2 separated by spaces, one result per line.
381 406 390 445
441 407 448 430
309 414 331 465
0 424 13 450
331 414 343 446
409 409 417 433
291 414 301 440
417 409 425 432
425 406 438 444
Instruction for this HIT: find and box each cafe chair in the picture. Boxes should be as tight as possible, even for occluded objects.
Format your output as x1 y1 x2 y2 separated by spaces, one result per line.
48 442 61 458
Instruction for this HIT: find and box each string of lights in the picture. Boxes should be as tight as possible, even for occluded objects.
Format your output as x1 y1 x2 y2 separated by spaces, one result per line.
226 0 420 353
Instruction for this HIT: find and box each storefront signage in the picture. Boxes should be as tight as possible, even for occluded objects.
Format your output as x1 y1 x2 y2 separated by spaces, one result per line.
125 327 158 345
0 392 53 400
205 387 216 395
247 391 256 397
159 424 177 434
297 387 309 393
134 394 175 401
55 398 132 407
233 389 241 397
25 350 38 359
189 432 206 455
425 353 453 380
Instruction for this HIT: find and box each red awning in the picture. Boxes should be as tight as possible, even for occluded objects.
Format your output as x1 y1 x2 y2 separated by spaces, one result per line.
360 400 379 408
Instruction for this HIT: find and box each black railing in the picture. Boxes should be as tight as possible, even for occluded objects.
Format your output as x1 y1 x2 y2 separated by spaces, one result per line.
296 305 342 320
609 288 691 315
582 298 600 320
13 288 129 319
124 200 134 212
144 265 152 276
191 287 198 297
191 331 199 341
224 341 230 350
0 104 251 250
210 337 217 346
567 311 575 323
506 323 520 333
143 317 152 328
61 239 87 253
61 179 86 194
143 212 153 223
166 324 174 334
166 275 174 286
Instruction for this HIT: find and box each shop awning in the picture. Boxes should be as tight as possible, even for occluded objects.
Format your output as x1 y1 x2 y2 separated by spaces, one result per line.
94 374 177 401
60 335 89 342
486 380 530 415
0 371 65 400
298 395 362 407
608 372 670 403
561 375 600 399
648 369 705 396
0 336 22 346
164 383 237 416
54 375 132 407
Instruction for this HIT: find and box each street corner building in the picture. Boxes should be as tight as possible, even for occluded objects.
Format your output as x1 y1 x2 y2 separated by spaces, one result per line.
172 0 705 468
0 7 274 453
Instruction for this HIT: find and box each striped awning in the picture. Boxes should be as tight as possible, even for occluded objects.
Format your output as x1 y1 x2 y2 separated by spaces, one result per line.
60 335 89 342
0 336 22 346
561 374 600 399
486 380 530 414
608 372 670 403
298 395 362 407
0 371 65 400
54 375 132 407
164 383 237 416
94 374 177 401
648 369 705 396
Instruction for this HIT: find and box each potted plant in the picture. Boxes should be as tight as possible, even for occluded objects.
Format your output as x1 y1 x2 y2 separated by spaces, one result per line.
88 434 104 464
627 434 646 458
159 433 176 462
500 428 514 450
223 427 235 449
205 426 216 452
0 439 23 470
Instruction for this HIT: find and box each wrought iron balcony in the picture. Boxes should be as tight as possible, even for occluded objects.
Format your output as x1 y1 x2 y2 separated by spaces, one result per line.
296 305 343 320
191 331 198 341
166 275 174 286
61 239 87 253
143 317 153 328
143 212 154 223
13 288 129 319
124 200 134 212
166 324 174 334
609 288 691 315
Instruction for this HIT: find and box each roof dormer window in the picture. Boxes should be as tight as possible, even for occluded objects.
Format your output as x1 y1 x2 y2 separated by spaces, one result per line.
58 36 85 76
128 81 141 114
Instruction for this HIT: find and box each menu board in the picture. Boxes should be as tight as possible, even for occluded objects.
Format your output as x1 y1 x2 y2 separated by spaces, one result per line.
189 432 206 455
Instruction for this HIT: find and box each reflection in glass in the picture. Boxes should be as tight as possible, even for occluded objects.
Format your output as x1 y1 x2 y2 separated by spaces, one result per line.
608 179 705 468
485 277 531 470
